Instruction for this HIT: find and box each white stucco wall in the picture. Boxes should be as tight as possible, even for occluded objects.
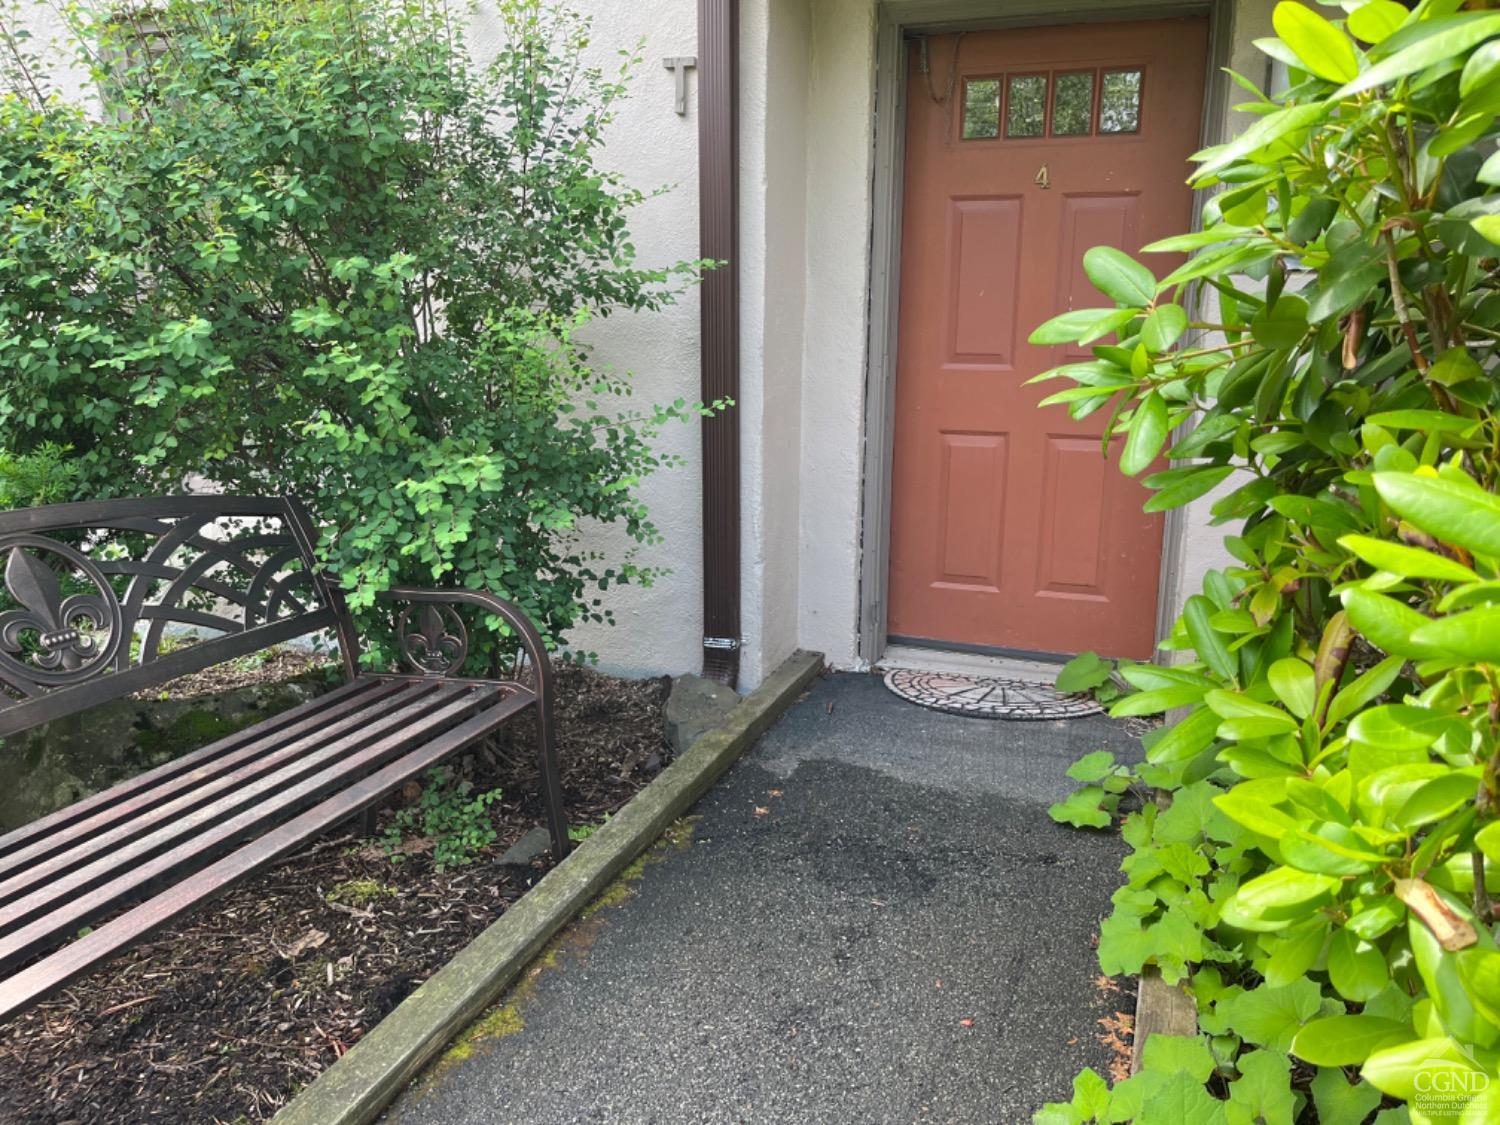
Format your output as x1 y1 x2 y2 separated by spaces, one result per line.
470 1 707 680
738 0 811 686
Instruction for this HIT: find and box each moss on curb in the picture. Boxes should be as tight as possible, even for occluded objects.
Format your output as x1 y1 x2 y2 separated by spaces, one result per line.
420 816 702 1084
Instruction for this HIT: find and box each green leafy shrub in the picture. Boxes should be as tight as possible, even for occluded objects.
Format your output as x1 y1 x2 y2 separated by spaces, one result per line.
0 443 81 509
0 0 714 664
382 768 504 873
1035 3 1500 1121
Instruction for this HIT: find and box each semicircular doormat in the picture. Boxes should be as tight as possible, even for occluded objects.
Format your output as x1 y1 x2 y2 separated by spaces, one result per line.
882 668 1102 720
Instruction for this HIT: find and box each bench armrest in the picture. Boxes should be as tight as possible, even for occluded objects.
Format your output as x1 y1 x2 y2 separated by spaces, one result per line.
374 586 569 859
373 586 552 687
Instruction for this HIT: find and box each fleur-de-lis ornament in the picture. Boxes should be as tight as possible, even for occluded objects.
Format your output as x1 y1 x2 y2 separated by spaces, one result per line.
398 602 468 676
0 547 115 676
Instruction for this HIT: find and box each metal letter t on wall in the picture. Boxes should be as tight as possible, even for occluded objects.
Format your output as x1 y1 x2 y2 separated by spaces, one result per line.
663 56 697 115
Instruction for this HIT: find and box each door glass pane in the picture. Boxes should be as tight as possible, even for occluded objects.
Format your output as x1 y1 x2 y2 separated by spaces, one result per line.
1051 71 1094 136
1006 74 1046 138
962 78 1000 140
1099 69 1143 134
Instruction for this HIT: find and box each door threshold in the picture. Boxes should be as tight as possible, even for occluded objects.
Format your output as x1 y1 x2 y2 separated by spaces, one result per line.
876 643 1062 686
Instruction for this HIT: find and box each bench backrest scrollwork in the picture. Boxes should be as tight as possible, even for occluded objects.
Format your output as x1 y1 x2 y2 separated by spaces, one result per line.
0 497 356 738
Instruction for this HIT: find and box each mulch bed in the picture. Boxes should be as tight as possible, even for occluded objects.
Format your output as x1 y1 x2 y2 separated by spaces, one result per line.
0 662 672 1125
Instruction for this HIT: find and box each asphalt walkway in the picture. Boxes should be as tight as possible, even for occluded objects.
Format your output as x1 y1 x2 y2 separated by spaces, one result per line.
385 671 1141 1124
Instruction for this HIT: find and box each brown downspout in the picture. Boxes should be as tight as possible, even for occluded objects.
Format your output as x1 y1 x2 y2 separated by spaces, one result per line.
698 0 741 687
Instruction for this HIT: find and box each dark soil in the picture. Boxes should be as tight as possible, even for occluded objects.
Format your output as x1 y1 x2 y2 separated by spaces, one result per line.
0 662 672 1125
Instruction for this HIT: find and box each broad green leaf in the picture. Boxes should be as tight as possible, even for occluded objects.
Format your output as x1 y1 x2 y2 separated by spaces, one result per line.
1263 918 1331 986
1325 655 1405 728
1048 787 1114 829
1362 1036 1487 1103
1083 246 1156 307
1429 347 1484 387
1347 0 1409 45
1221 866 1341 931
1289 196 1339 244
1140 1033 1217 1082
1268 658 1317 719
1101 1067 1228 1125
1148 704 1223 765
1206 689 1295 724
1216 779 1299 838
1361 763 1454 824
1336 14 1500 98
1309 1065 1383 1125
1395 772 1480 830
1273 1 1359 82
1373 473 1500 558
1476 822 1500 865
1141 225 1255 252
1066 750 1117 782
1474 213 1500 245
1029 1105 1076 1125
1191 103 1326 182
1185 594 1237 681
1479 148 1500 186
1030 306 1139 345
1407 895 1495 1048
1341 588 1445 660
1338 534 1480 583
1366 410 1480 435
1226 1048 1297 1123
1410 607 1500 662
1349 704 1464 751
1310 258 1387 321
1250 293 1310 350
1220 979 1323 1051
1057 650 1113 692
1120 391 1168 476
1292 1015 1413 1066
1110 685 1206 716
1328 928 1389 1002
1142 303 1188 351
1144 464 1236 513
1456 948 1500 1029
1461 39 1500 98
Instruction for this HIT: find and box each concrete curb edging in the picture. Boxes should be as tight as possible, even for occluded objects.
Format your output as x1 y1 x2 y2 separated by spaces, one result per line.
274 649 825 1125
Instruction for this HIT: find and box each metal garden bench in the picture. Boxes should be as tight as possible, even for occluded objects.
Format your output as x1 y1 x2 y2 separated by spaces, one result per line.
0 496 568 1022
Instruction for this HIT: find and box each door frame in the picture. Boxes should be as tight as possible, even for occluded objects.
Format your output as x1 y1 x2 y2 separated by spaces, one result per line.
857 0 1239 667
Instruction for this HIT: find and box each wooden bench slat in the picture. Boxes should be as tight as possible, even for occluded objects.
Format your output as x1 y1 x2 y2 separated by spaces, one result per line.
0 677 378 863
0 682 523 974
0 678 395 878
0 680 423 899
0 681 463 935
0 687 533 1021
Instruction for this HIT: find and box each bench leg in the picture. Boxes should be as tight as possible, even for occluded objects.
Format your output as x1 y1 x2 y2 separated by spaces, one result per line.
534 697 570 862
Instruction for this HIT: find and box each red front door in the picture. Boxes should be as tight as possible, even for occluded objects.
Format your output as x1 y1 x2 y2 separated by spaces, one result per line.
887 18 1208 660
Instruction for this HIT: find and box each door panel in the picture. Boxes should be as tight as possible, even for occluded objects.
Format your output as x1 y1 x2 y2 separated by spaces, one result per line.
948 197 1022 365
888 18 1207 660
